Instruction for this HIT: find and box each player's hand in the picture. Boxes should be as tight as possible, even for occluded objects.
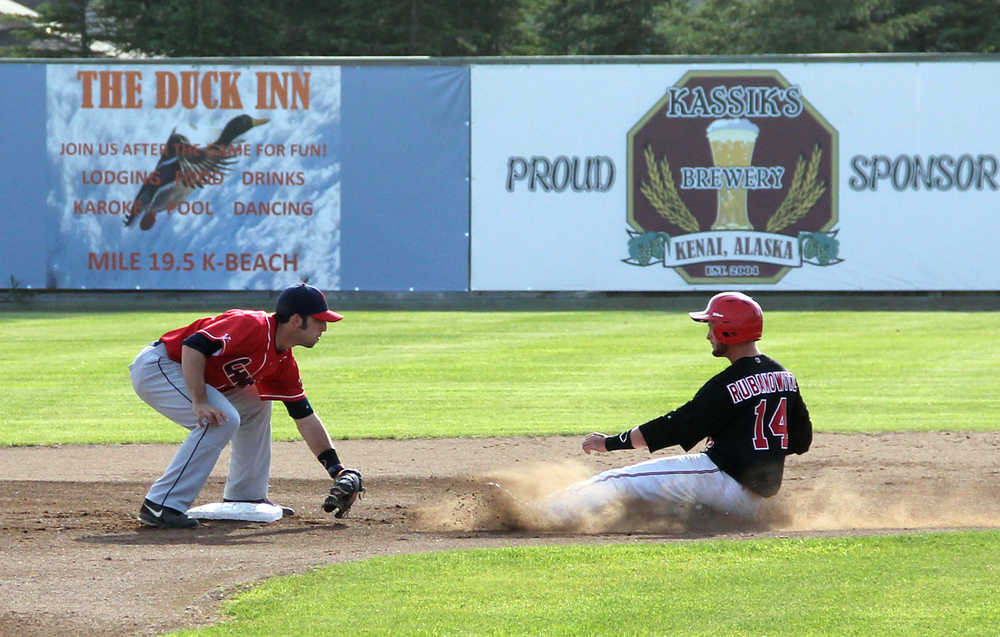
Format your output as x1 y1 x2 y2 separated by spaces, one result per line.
582 432 608 454
192 402 226 427
323 468 364 518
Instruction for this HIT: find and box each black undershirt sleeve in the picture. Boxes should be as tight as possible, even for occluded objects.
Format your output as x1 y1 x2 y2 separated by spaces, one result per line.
181 332 223 357
283 397 314 419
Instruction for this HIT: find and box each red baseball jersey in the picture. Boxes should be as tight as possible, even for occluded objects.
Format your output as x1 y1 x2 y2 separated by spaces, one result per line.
158 309 306 401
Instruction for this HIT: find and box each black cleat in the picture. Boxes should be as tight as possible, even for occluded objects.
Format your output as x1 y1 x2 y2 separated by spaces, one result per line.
138 499 199 529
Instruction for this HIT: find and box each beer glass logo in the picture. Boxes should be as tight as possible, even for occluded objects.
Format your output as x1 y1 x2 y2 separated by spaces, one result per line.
625 70 841 284
706 118 759 230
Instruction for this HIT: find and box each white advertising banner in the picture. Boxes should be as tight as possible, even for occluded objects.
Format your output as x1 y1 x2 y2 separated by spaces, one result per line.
470 61 1000 291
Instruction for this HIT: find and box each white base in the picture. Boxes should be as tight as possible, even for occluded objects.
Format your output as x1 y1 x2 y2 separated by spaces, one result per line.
187 501 283 523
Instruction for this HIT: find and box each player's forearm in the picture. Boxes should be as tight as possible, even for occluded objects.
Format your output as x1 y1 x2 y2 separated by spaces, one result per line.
584 427 648 453
605 427 648 450
629 427 647 449
295 413 335 457
180 345 210 404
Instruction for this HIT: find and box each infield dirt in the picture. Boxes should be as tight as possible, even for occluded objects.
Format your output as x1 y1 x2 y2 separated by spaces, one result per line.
2 431 999 636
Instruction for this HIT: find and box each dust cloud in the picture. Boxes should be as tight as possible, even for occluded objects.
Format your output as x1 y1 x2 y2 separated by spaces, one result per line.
764 474 1000 533
414 461 1000 536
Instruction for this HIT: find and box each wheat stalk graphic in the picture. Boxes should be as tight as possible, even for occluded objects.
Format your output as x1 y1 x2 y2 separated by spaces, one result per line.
766 144 826 234
639 145 700 234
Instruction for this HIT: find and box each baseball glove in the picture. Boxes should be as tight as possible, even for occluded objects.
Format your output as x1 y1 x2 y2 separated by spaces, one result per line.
323 468 364 518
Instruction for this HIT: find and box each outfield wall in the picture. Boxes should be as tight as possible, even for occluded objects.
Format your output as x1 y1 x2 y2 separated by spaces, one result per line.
2 56 999 292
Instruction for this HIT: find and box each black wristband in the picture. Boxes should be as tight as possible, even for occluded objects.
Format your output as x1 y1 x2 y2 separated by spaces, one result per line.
317 448 342 474
604 430 634 451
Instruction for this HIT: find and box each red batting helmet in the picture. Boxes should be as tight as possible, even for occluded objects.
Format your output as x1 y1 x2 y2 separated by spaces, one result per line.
689 292 763 344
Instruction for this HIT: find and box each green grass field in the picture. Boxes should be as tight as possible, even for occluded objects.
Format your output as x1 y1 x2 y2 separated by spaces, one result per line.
0 310 997 445
3 310 998 637
174 532 1000 637
0 312 1000 446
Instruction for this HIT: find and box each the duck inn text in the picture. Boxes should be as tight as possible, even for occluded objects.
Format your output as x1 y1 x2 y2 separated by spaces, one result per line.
75 70 311 110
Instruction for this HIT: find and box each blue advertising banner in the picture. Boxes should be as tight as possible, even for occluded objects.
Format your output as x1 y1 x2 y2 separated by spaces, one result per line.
341 66 470 292
1 62 469 292
0 63 48 289
47 63 340 290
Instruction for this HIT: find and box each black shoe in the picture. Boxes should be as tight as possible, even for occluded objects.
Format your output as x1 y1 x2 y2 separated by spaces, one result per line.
223 498 295 517
138 499 199 529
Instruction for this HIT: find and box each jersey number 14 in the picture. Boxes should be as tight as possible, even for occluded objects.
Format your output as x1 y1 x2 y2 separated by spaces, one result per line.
752 397 788 450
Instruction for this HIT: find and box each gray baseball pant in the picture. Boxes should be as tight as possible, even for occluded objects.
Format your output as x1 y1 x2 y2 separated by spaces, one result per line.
129 342 272 513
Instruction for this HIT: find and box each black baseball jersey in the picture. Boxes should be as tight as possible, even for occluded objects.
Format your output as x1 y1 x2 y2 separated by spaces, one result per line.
637 354 812 497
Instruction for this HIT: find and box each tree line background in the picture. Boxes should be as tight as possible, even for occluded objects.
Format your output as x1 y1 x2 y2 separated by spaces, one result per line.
1 0 998 58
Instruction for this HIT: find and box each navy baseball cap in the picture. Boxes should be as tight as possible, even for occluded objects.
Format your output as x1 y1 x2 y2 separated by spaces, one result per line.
276 284 343 322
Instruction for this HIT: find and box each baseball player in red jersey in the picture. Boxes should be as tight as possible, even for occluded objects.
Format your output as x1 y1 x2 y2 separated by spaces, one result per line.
130 283 362 528
543 292 812 525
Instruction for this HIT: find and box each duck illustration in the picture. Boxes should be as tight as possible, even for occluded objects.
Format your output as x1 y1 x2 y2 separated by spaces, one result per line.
124 114 268 230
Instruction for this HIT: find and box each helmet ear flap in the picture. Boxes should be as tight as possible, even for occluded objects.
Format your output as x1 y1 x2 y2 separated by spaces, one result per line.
709 322 723 342
717 326 736 341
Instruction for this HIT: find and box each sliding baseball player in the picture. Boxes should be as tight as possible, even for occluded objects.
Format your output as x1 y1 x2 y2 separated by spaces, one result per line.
545 291 812 524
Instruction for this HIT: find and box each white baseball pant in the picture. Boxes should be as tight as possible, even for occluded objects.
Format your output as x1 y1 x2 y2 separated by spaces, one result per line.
544 452 761 524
